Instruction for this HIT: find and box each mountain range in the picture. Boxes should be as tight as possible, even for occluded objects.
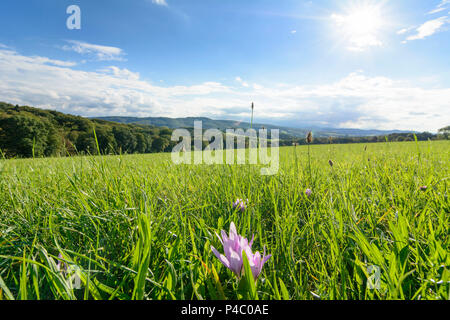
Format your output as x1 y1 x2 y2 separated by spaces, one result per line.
93 116 412 139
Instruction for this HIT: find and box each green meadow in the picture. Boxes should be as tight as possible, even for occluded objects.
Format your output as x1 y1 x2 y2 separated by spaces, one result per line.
0 141 448 300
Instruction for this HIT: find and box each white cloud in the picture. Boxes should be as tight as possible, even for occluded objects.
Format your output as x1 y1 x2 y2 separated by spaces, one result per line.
397 26 415 35
428 7 446 15
405 16 448 41
0 47 77 68
346 34 382 52
98 66 140 80
235 77 249 87
33 56 77 67
62 40 126 61
152 0 168 6
400 2 450 42
0 47 449 132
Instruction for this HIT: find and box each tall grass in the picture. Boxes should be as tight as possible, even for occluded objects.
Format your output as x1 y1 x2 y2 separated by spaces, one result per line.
0 141 448 300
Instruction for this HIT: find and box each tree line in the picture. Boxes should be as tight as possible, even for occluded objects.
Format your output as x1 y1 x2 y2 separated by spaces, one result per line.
0 103 175 158
279 130 448 147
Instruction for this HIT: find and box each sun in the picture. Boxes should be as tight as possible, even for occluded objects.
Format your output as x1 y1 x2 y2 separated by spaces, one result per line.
331 3 385 51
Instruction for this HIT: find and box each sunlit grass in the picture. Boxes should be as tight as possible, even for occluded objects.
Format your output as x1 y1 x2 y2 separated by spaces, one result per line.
0 141 449 300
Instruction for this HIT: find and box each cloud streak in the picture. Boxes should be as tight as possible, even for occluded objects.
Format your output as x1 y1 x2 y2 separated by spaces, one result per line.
428 0 450 14
62 40 126 61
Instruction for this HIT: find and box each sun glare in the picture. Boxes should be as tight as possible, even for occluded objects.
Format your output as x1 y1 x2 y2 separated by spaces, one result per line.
332 4 385 52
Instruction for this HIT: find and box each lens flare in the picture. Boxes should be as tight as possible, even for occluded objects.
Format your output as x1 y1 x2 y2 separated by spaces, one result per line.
331 3 385 51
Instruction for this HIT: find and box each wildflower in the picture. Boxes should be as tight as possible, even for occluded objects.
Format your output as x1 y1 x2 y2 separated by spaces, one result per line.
306 131 313 144
232 198 248 212
211 222 271 280
305 189 312 197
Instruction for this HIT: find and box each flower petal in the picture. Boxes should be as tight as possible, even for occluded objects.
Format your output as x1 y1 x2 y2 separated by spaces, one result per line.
249 234 255 248
229 222 238 240
229 249 243 276
262 254 272 266
215 232 223 245
211 246 230 269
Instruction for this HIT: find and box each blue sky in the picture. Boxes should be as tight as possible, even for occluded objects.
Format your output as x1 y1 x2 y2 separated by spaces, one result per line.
0 0 449 131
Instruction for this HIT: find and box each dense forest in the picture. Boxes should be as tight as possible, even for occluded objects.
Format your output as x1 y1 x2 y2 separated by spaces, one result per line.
0 102 175 158
0 102 448 159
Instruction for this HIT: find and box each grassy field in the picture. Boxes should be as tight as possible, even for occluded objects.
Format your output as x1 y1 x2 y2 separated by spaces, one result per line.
0 141 449 300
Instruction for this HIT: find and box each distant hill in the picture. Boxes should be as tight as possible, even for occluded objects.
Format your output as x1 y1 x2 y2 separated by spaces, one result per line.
94 116 412 139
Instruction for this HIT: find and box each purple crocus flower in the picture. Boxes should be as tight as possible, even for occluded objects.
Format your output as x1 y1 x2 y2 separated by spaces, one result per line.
211 222 271 280
242 245 272 280
232 198 248 212
305 189 312 197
